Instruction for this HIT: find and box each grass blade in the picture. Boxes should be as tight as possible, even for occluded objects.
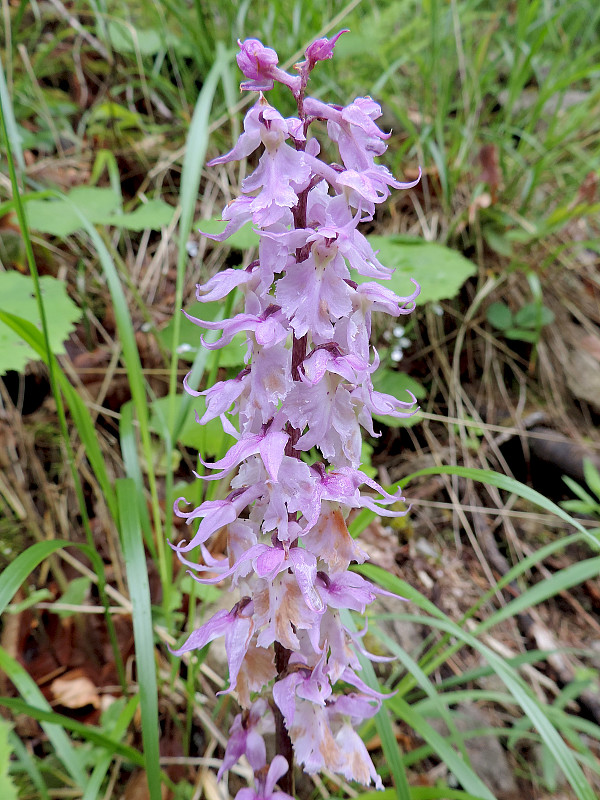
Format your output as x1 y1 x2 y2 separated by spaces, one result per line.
361 566 596 800
117 478 162 800
0 649 87 786
400 466 598 549
0 311 118 522
388 695 496 800
82 695 141 800
476 556 600 635
0 539 105 617
0 697 144 767
341 611 411 800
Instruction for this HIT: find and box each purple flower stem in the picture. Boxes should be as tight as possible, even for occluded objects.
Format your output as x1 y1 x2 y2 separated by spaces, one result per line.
274 642 295 795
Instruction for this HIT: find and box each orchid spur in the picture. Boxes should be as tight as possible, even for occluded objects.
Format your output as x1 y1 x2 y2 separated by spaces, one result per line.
171 30 420 797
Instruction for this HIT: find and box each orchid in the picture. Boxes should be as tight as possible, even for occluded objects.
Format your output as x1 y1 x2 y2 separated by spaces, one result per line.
171 31 420 797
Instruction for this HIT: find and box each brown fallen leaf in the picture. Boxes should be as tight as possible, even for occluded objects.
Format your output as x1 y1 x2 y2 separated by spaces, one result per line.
50 668 100 709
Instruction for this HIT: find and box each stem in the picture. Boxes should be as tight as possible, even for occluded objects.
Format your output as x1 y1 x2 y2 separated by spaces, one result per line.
274 642 295 796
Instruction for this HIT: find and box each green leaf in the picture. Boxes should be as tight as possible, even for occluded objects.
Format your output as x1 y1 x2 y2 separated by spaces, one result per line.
504 327 540 342
476 556 600 635
157 300 247 366
372 369 425 428
0 273 81 374
26 187 120 236
486 301 513 331
400 465 598 549
388 696 496 800
82 695 140 800
26 188 172 236
53 577 91 617
197 218 260 250
0 696 144 767
5 588 53 614
107 199 175 231
107 21 163 55
365 236 477 305
513 303 555 328
0 718 18 800
149 393 235 455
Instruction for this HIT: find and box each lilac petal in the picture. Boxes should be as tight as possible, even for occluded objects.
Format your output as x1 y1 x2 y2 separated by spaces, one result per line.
340 666 395 700
221 612 254 693
187 543 267 585
272 671 303 726
289 548 324 613
264 755 290 797
246 727 268 771
259 429 288 480
195 268 254 302
200 196 254 242
357 279 421 315
254 545 285 577
189 374 247 423
319 571 379 613
296 650 330 705
330 692 380 722
168 608 230 656
217 719 246 778
207 103 263 166
199 435 263 479
172 498 237 548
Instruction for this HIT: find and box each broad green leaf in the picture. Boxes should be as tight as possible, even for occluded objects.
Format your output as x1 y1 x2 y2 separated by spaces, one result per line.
372 369 425 428
106 21 191 57
107 199 175 231
486 301 513 331
197 218 260 250
26 188 173 236
157 300 248 366
0 273 81 374
107 21 162 55
149 393 235 456
365 236 477 305
505 327 539 342
26 187 120 236
513 302 554 328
